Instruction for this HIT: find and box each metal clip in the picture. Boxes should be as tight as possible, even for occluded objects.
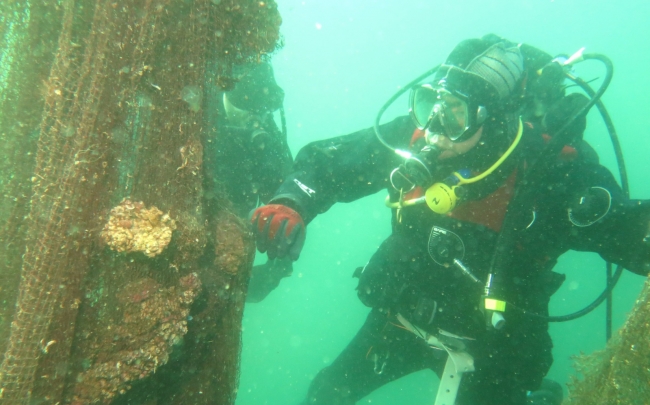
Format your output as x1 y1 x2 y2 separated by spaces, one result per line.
372 352 388 375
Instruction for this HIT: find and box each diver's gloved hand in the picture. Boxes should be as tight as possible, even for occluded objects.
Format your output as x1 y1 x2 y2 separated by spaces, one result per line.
251 204 305 261
246 257 293 303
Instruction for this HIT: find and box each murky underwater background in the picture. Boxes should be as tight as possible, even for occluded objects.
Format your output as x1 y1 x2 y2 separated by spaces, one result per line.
236 1 650 404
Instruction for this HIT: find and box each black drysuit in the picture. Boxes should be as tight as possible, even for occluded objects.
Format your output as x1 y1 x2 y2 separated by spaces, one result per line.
270 115 650 405
202 95 294 301
213 117 292 218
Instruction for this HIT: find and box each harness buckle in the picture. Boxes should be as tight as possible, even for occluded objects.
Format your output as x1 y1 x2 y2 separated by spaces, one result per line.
372 352 388 375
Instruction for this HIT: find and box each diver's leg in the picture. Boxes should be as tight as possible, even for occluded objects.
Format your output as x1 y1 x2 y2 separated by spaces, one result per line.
454 322 554 405
303 309 444 405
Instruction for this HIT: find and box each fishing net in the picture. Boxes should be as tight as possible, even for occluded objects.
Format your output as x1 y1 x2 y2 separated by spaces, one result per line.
565 276 650 405
0 0 281 404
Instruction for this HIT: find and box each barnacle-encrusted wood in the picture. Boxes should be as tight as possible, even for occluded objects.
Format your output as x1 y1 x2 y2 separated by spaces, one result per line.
101 199 176 258
565 276 650 404
71 274 202 404
0 0 281 404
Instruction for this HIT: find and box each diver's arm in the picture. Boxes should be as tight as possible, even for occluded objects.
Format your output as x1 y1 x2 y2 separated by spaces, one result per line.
254 117 294 204
567 163 650 275
269 116 413 223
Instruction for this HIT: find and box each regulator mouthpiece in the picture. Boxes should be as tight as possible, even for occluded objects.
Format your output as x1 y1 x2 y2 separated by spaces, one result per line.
401 145 440 188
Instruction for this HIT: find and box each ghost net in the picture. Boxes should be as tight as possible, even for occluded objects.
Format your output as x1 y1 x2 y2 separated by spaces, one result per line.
0 1 282 404
565 276 650 405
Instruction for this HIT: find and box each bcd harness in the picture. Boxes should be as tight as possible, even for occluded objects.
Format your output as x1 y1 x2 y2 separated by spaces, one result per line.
396 313 475 405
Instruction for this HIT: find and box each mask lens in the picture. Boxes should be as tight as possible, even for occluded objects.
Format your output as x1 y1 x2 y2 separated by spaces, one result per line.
440 92 470 141
409 85 439 129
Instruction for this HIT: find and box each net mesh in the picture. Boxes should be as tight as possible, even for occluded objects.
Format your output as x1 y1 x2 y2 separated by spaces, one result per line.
564 276 650 405
0 0 281 404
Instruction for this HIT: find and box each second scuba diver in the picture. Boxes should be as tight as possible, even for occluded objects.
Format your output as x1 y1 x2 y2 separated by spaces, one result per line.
207 62 295 302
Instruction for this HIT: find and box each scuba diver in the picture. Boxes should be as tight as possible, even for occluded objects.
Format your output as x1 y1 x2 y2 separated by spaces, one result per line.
250 34 650 405
212 61 294 302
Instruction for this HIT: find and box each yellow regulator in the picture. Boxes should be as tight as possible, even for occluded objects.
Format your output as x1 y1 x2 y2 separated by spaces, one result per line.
424 182 459 214
386 118 523 216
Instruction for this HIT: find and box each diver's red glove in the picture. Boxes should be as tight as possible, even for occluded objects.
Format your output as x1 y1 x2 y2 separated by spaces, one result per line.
251 204 305 261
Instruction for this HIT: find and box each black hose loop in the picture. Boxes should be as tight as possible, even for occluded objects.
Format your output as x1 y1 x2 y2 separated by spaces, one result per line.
489 53 627 323
374 65 441 151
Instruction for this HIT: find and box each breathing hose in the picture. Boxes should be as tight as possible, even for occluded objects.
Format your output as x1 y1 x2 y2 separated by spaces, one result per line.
373 65 440 155
506 54 629 324
541 55 627 325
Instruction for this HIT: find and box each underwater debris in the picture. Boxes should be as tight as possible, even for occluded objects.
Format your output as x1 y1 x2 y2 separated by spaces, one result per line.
181 85 203 112
214 211 252 275
70 273 202 405
210 0 283 90
0 0 281 401
101 199 176 258
565 276 650 404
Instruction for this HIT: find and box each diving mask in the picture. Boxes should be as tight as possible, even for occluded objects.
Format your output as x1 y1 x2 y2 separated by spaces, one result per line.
409 84 487 143
223 93 269 131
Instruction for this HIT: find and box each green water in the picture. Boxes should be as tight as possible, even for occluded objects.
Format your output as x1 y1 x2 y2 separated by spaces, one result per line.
237 1 650 404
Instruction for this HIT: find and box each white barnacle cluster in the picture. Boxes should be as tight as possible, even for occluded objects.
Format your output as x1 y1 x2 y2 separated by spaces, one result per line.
101 199 176 257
